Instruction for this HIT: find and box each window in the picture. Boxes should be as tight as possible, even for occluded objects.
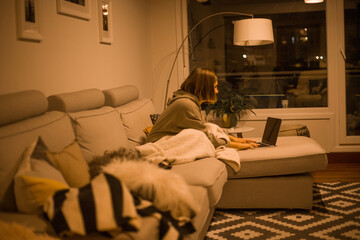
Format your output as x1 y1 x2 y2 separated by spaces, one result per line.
187 0 327 109
344 0 360 136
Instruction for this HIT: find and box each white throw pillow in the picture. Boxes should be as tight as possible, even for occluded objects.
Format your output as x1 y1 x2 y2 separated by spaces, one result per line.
69 107 128 162
116 99 155 146
14 137 68 214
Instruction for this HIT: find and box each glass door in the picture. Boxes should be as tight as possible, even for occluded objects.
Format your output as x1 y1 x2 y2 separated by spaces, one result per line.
340 0 360 143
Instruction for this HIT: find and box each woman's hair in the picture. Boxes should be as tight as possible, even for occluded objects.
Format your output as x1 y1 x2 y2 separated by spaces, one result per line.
180 67 218 102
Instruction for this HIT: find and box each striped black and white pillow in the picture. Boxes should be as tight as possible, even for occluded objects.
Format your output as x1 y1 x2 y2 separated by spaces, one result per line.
44 172 140 236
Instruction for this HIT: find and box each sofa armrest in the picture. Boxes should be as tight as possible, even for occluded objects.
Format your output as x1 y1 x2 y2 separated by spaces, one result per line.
0 211 56 235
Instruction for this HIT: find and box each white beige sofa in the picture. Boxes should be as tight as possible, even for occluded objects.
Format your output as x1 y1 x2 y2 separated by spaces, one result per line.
0 85 327 239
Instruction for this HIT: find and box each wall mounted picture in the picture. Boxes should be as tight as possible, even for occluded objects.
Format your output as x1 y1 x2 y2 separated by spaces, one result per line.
98 0 113 44
57 0 90 20
16 0 42 41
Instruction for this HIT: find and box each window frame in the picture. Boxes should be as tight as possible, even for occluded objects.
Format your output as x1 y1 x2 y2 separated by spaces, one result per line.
178 0 359 146
337 0 360 144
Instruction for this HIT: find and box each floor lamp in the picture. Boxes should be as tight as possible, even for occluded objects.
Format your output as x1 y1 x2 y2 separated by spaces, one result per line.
163 11 274 110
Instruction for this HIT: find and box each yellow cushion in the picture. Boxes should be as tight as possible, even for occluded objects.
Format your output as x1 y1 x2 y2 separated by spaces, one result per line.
46 141 90 188
143 126 152 137
21 175 68 207
14 137 69 214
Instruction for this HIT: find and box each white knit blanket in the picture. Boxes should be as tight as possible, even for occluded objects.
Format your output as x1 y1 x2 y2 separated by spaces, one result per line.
205 123 241 172
136 127 241 172
215 146 241 172
204 122 231 143
136 129 215 165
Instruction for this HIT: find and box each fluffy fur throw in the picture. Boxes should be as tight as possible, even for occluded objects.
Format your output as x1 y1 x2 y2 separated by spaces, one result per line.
0 221 59 240
89 148 200 222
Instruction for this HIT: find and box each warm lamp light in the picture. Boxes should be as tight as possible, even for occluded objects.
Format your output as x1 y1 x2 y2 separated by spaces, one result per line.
163 12 274 110
304 0 324 3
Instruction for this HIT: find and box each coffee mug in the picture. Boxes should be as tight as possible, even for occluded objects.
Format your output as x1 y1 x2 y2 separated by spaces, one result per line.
281 99 289 108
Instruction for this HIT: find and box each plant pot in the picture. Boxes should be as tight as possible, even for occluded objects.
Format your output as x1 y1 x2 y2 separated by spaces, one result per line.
221 114 236 128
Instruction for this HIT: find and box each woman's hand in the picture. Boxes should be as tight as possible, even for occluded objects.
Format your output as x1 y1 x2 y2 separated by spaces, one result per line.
228 135 257 144
229 141 259 150
235 138 257 143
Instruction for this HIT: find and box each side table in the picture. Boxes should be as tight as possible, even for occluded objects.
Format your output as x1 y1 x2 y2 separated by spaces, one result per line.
222 126 255 138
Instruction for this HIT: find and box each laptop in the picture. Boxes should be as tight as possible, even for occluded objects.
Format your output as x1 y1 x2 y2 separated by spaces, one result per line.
256 117 282 148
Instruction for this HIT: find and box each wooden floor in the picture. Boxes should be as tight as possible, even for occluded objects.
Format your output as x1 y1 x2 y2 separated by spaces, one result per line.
312 163 360 182
312 152 360 182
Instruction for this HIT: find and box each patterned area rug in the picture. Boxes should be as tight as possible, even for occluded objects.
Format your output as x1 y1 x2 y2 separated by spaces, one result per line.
205 182 360 240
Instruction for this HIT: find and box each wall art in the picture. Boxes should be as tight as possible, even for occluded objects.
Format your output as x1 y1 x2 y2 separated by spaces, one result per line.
98 0 113 44
16 0 42 41
57 0 90 20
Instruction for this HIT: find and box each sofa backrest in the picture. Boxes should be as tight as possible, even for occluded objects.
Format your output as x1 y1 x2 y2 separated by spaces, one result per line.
0 86 156 211
0 90 75 211
47 88 129 162
103 85 139 107
48 88 105 113
103 85 156 147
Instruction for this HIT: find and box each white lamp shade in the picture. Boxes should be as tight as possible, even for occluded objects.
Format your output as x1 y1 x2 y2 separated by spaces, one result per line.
233 18 274 46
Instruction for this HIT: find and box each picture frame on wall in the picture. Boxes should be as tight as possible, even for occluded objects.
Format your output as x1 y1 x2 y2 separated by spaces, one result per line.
98 0 113 44
57 0 90 20
16 0 42 41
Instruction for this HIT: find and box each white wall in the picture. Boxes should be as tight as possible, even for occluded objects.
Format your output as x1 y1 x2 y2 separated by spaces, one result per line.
149 0 188 112
0 0 152 98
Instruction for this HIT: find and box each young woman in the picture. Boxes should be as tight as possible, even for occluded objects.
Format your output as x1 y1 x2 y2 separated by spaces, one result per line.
146 67 258 150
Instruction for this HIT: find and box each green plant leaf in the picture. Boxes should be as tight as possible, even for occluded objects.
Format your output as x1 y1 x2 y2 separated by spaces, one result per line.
206 80 255 124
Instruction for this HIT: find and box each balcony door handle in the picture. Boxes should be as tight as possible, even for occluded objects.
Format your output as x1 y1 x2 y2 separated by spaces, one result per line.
340 48 346 61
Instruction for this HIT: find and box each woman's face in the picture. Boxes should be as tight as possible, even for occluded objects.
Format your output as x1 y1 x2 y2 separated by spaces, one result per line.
214 80 219 96
202 80 218 104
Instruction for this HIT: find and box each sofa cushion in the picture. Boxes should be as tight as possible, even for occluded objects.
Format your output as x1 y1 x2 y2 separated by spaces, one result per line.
0 212 56 235
103 85 139 107
230 136 328 178
68 106 128 162
171 158 227 207
103 85 156 147
46 140 90 188
0 90 48 127
0 111 75 212
48 89 105 113
21 176 68 209
115 99 156 147
14 137 69 214
44 172 140 236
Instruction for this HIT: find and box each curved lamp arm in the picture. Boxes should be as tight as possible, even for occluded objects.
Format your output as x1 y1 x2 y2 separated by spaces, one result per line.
163 12 254 110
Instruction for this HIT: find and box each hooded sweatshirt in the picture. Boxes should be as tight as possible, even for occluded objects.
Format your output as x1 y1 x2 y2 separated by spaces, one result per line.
146 90 229 148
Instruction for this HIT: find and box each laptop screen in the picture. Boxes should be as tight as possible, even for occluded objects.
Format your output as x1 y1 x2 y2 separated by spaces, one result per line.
262 117 282 145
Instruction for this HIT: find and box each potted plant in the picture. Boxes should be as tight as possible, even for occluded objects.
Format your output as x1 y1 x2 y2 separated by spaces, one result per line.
205 80 256 128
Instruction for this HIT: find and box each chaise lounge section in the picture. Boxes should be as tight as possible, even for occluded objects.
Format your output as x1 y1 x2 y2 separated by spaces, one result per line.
218 136 327 209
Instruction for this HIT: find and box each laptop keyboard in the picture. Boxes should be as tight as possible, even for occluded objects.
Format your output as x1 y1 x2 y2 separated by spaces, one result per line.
256 142 269 147
255 142 275 148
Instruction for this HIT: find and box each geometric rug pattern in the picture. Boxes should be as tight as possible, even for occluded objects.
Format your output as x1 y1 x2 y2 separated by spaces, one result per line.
205 182 360 240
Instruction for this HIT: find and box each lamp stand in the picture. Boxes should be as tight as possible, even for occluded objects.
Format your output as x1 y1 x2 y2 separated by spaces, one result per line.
163 12 254 110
